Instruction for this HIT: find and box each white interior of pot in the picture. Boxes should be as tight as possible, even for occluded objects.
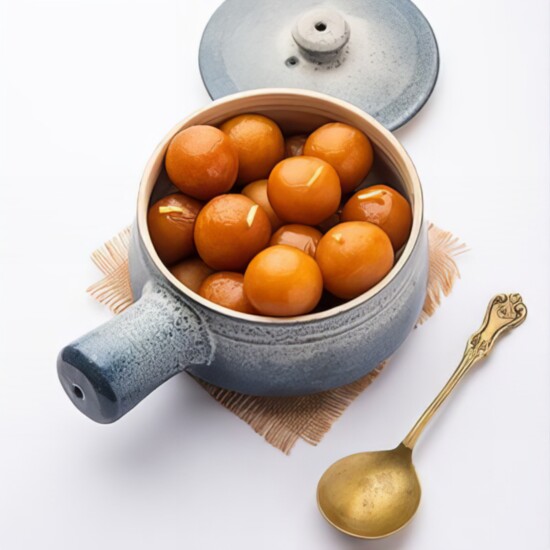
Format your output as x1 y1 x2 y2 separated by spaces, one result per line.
137 89 423 323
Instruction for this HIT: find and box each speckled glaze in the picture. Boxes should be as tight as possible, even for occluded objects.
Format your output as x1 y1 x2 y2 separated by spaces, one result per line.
58 90 429 423
199 0 439 130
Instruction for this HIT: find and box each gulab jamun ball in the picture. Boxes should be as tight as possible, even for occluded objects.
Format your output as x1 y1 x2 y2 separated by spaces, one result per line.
304 122 374 194
194 194 271 271
244 245 323 316
315 221 394 300
268 156 341 225
148 193 202 266
241 179 284 231
165 125 238 200
341 185 413 251
220 114 284 184
269 224 322 258
169 258 214 293
199 272 256 314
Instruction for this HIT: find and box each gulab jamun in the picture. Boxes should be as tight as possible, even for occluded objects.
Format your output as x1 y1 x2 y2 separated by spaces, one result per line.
220 114 284 184
341 185 412 251
199 272 256 314
244 245 323 316
165 125 238 200
169 257 214 293
194 194 271 271
304 122 374 194
268 156 341 225
315 221 394 299
269 224 322 257
148 193 202 266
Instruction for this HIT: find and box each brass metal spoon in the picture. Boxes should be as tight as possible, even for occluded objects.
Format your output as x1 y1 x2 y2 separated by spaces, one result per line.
317 293 527 539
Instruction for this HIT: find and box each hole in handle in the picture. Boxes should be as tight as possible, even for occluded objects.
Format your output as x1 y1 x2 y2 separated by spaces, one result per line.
72 384 84 400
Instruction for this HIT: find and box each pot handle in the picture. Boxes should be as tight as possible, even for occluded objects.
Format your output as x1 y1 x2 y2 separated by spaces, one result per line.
57 281 214 423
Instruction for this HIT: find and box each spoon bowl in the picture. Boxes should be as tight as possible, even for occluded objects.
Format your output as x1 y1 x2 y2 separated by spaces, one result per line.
317 293 527 539
317 444 420 539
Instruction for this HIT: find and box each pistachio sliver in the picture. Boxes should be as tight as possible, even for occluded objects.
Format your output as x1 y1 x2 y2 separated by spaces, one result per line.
246 204 259 228
158 205 185 215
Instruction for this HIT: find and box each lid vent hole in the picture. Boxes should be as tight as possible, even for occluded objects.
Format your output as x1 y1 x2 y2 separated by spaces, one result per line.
315 22 327 32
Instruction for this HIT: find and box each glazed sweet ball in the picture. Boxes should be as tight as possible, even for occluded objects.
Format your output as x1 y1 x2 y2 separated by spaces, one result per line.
341 185 413 251
315 222 394 299
198 272 256 314
169 258 214 293
284 134 307 157
267 156 341 225
269 224 322 258
194 194 271 271
241 179 284 231
244 245 323 316
148 193 203 265
165 125 238 200
304 122 374 194
220 114 284 184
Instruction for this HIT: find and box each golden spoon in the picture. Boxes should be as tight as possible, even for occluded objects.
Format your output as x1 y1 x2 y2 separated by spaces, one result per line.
317 293 527 539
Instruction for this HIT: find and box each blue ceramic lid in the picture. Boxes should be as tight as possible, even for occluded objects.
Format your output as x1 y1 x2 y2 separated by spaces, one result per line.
199 0 439 130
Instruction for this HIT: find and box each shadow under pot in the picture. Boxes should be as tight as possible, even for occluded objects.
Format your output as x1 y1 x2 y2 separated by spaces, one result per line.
57 89 429 424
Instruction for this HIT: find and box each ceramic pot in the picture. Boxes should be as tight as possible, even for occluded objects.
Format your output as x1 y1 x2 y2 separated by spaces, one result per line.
57 89 429 423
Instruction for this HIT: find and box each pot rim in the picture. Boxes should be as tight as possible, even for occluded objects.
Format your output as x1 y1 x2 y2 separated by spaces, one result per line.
136 88 424 324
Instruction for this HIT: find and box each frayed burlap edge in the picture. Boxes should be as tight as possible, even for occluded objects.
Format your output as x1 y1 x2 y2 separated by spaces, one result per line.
87 227 133 314
417 223 468 325
87 223 465 454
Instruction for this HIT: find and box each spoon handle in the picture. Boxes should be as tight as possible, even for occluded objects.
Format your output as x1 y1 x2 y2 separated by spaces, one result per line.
402 293 527 450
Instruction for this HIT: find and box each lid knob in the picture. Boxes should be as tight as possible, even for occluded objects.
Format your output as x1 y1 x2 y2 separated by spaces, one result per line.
292 8 351 62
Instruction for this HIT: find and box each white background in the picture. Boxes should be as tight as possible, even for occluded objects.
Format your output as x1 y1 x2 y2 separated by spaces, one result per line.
1 0 549 548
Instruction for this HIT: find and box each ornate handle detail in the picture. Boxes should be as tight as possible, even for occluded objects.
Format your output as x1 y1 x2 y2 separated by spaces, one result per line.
402 294 527 450
464 293 527 362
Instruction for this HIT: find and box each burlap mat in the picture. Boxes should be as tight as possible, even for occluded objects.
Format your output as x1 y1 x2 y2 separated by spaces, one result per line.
87 224 465 453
